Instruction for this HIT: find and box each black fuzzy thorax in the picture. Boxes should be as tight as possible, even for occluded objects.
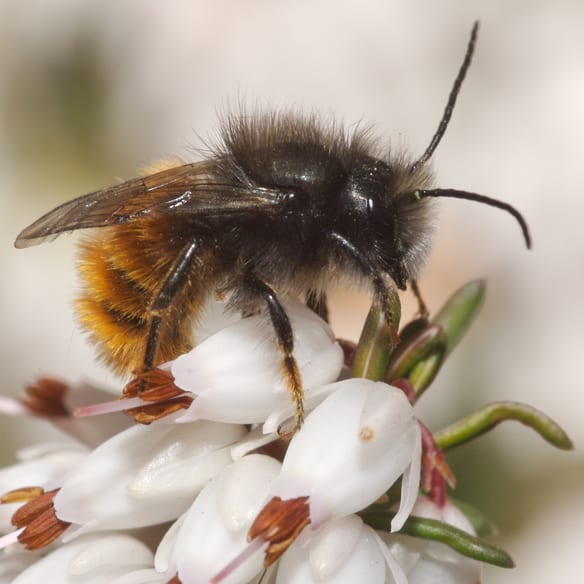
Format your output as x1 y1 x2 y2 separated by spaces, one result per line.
207 111 435 302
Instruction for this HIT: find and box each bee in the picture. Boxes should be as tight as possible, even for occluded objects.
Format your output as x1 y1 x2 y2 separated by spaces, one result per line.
15 22 529 427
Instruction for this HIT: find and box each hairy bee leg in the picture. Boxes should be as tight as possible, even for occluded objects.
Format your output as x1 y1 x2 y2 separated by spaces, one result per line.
373 277 401 346
243 272 305 431
306 289 329 323
143 239 200 369
410 279 429 319
329 231 400 344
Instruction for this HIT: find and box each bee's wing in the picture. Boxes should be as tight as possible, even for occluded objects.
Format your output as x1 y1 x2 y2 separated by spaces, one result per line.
15 161 285 248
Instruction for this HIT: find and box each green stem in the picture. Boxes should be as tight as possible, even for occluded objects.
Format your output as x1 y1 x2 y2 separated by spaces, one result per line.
434 400 573 451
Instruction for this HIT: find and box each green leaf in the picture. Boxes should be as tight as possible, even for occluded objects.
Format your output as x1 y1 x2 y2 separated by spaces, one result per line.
387 324 446 385
434 400 574 451
385 280 486 398
352 291 401 381
362 511 514 568
431 279 486 357
448 497 499 537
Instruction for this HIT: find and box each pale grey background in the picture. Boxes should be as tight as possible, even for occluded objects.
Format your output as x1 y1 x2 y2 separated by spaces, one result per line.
0 1 582 581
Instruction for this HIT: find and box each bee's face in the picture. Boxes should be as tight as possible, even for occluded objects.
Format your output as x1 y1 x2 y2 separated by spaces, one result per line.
329 155 435 289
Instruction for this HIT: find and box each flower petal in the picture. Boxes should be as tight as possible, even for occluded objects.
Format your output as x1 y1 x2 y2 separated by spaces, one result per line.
271 379 420 526
54 421 246 533
0 444 88 533
380 497 482 584
161 454 281 584
11 533 153 584
276 518 387 584
172 300 343 424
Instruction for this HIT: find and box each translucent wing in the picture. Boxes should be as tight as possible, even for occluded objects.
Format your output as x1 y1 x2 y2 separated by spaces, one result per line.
15 161 285 248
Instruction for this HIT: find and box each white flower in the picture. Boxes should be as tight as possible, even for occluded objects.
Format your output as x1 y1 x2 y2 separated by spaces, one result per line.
275 499 481 584
11 533 153 584
219 379 422 576
156 454 282 584
0 545 40 582
382 497 482 584
0 286 497 584
270 378 421 531
276 515 407 584
54 420 246 536
0 443 88 533
171 300 344 425
0 379 133 447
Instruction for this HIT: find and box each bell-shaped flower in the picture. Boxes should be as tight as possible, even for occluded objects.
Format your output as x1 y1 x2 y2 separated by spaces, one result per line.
0 443 88 533
11 533 153 584
276 515 408 584
171 300 344 425
0 378 132 447
271 378 421 530
155 454 282 584
0 545 40 582
381 497 482 584
238 379 421 572
53 420 247 536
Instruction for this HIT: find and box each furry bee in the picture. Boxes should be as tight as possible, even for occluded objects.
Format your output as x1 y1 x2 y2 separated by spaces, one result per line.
15 22 529 426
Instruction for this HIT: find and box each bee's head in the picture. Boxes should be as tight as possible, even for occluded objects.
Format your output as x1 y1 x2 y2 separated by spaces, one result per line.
334 20 530 291
335 156 436 290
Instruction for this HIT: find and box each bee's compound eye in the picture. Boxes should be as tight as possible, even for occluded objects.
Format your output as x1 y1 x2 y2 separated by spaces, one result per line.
282 188 309 212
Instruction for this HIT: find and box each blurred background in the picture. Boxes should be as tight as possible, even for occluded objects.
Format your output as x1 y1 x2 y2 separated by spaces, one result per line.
0 0 582 581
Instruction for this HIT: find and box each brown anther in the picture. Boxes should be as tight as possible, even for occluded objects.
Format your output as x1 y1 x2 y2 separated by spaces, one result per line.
166 574 182 584
1 486 44 504
20 378 69 417
248 496 310 567
121 367 193 424
255 438 289 463
10 488 70 550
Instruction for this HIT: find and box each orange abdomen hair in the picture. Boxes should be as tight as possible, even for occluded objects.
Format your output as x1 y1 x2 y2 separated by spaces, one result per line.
76 215 219 375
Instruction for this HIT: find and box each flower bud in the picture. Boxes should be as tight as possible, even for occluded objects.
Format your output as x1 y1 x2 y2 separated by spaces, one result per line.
54 421 246 535
156 454 281 584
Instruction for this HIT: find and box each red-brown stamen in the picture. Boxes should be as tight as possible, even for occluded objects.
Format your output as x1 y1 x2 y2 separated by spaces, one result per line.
121 368 193 424
248 496 310 567
20 378 69 418
8 488 70 550
419 422 456 507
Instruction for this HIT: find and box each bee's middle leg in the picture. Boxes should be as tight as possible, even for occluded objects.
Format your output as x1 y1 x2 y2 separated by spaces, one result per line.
243 271 304 432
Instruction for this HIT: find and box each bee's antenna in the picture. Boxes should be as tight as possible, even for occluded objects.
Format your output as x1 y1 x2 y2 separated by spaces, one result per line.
411 21 479 172
416 188 532 249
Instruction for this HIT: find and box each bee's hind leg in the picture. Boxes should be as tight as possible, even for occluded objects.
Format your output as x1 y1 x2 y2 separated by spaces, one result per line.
143 239 201 369
243 271 304 434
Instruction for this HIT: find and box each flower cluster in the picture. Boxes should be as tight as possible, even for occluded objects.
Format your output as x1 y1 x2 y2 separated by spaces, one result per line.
0 284 572 583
